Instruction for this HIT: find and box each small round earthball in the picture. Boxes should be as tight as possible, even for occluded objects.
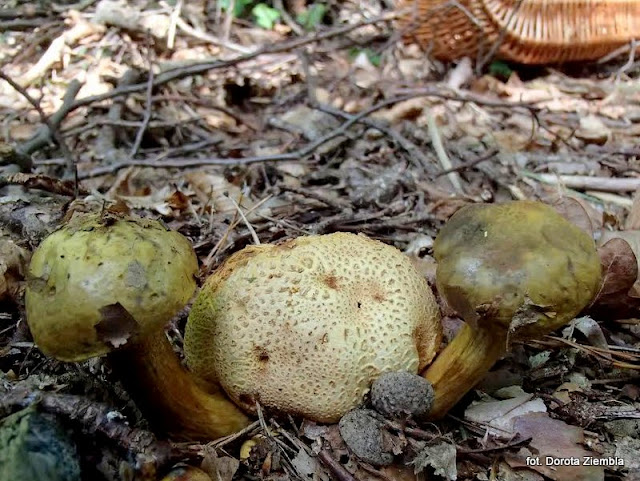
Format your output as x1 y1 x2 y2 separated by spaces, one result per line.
371 371 435 418
25 213 198 362
338 409 394 466
185 233 441 423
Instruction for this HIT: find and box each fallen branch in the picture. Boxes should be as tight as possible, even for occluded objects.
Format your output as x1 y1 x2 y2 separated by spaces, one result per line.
1 389 172 473
317 449 357 481
0 173 88 196
436 148 499 176
300 51 436 174
427 112 463 194
129 42 155 159
173 14 251 54
94 69 142 163
0 73 80 177
78 93 423 179
528 172 640 193
0 18 49 31
67 11 399 113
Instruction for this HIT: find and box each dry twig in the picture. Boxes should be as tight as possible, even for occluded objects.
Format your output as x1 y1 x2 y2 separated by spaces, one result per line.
426 112 463 194
0 72 79 178
527 172 640 193
67 11 399 113
129 39 155 159
0 173 88 196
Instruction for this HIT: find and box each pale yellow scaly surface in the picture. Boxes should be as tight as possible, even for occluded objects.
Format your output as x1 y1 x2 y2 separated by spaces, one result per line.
185 233 442 423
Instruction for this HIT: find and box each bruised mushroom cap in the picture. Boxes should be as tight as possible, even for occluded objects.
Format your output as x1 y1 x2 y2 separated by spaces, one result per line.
25 213 198 362
185 233 441 423
433 201 601 338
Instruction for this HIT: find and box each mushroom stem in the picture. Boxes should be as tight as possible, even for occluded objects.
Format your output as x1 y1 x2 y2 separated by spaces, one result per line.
109 329 250 440
421 323 508 419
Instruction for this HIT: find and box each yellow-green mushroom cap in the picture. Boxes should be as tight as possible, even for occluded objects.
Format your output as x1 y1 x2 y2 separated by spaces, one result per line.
25 213 198 362
185 233 441 423
433 201 602 338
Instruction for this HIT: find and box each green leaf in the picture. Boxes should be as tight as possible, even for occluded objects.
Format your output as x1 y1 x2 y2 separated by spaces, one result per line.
252 3 281 29
220 0 254 17
488 60 512 80
296 3 328 31
348 47 382 67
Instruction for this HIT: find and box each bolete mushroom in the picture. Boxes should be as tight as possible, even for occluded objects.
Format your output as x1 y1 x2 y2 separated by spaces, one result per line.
423 200 602 418
185 233 442 423
25 213 249 439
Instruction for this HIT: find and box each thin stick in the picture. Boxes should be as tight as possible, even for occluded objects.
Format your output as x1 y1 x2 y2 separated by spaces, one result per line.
299 51 435 173
166 0 181 49
79 93 422 179
0 390 171 469
67 11 399 112
202 194 273 267
526 172 640 193
174 15 251 54
129 39 155 159
274 0 304 35
317 450 356 481
222 0 235 45
0 172 88 196
0 72 77 177
227 195 260 245
436 148 499 176
426 112 463 194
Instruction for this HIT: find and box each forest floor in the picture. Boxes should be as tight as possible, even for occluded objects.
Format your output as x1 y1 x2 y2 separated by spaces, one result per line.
1 1 640 480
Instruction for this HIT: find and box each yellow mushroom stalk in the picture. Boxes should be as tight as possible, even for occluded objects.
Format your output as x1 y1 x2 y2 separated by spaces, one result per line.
25 213 249 440
423 201 602 419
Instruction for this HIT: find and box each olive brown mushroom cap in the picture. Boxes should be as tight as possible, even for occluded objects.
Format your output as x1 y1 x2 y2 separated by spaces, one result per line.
25 213 198 362
185 232 441 423
433 201 602 339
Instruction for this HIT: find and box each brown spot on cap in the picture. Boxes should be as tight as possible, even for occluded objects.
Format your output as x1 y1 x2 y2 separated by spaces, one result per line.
324 274 339 289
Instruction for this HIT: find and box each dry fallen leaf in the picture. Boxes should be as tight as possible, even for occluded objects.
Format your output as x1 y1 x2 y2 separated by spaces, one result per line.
505 413 604 481
412 440 457 481
166 189 191 212
570 316 609 350
615 436 640 470
464 394 547 435
591 232 640 316
596 238 637 297
551 197 597 237
575 115 610 145
200 446 240 481
290 449 317 478
185 172 247 215
0 236 30 303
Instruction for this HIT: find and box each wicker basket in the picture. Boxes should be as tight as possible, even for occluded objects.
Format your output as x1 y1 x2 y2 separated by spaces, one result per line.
398 0 640 64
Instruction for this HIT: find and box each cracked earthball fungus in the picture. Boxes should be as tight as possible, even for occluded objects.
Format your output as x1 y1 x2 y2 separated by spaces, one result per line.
185 232 441 423
25 213 250 440
424 200 602 418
